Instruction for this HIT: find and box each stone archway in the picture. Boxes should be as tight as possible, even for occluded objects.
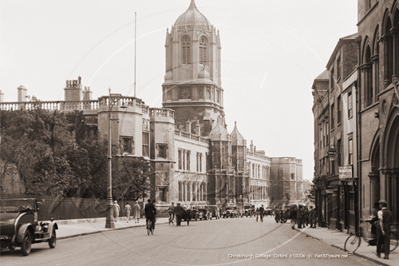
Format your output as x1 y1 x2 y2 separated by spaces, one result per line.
383 106 399 223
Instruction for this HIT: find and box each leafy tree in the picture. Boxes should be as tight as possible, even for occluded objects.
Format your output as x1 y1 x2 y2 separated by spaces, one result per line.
113 156 152 201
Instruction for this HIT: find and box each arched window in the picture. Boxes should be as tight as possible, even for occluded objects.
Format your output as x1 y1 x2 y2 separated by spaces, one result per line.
373 28 380 101
182 36 191 64
199 37 207 64
384 17 393 86
364 45 373 107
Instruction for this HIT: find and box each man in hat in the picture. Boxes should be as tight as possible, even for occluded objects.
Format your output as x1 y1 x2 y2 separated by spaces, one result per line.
376 200 393 260
174 203 184 226
259 205 265 222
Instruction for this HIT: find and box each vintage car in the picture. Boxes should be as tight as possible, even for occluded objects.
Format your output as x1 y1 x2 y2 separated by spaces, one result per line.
244 206 255 217
0 198 58 256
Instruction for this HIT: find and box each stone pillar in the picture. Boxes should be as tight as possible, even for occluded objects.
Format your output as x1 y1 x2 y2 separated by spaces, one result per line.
189 181 192 202
195 120 201 135
186 120 191 133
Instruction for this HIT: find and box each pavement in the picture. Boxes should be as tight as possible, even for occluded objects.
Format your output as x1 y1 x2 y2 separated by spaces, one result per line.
54 216 397 266
294 225 397 266
55 216 170 239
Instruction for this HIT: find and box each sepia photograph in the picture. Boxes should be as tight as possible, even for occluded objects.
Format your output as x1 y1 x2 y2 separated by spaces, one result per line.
0 0 398 265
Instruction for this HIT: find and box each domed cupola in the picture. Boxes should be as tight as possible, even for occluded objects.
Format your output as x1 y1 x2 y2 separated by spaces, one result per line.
198 65 210 79
174 0 211 31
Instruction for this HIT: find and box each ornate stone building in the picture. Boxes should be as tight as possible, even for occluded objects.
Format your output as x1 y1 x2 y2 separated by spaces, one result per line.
0 0 304 212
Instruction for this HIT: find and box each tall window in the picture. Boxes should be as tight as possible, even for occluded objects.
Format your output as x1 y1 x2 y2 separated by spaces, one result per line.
199 37 207 64
330 68 334 90
178 181 182 201
142 132 149 157
178 150 182 169
337 139 342 166
384 19 393 86
187 151 191 171
337 56 341 80
365 46 373 107
348 136 353 165
348 91 353 118
337 96 342 124
183 150 186 170
182 36 191 64
331 103 335 130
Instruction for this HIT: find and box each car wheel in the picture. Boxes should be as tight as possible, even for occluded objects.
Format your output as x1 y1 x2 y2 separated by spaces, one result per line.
48 229 56 248
21 231 32 256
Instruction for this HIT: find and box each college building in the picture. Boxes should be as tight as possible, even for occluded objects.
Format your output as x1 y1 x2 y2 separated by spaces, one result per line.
0 0 304 212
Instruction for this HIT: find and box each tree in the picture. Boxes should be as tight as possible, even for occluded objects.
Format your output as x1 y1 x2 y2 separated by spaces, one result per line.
113 156 152 201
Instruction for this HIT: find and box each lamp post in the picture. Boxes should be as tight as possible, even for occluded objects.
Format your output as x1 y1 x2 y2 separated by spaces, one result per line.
105 90 126 229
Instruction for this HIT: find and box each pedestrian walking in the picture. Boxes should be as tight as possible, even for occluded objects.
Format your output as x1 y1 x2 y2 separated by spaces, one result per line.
133 201 141 223
376 200 393 260
303 207 309 227
125 202 132 223
297 206 303 229
113 200 120 222
255 207 259 222
168 202 175 225
291 205 297 229
174 203 184 226
144 199 156 234
259 205 265 222
186 207 191 226
310 206 317 228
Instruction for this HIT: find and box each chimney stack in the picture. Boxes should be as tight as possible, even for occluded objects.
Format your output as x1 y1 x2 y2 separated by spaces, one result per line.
17 85 27 102
250 140 254 153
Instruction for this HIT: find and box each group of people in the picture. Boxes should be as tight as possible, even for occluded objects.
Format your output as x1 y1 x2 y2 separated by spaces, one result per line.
289 205 317 229
167 202 194 226
113 200 141 223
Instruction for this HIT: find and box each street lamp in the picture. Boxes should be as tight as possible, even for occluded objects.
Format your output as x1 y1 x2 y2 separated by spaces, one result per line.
105 90 126 229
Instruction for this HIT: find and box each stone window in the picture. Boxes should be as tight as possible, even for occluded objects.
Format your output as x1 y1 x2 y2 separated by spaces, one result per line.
187 151 191 171
157 143 168 159
182 36 191 64
330 67 334 90
142 132 149 157
159 187 167 202
199 37 207 64
336 56 341 80
337 95 342 125
348 136 353 165
121 137 133 154
331 103 335 130
178 150 182 169
348 91 353 118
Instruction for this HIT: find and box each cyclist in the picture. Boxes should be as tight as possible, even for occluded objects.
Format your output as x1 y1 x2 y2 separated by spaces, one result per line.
144 199 156 234
168 202 175 225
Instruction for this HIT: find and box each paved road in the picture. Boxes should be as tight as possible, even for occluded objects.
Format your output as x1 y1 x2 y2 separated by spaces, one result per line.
1 216 378 266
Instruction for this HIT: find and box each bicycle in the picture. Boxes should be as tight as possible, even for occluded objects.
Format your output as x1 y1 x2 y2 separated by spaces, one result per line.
344 222 398 254
146 218 154 235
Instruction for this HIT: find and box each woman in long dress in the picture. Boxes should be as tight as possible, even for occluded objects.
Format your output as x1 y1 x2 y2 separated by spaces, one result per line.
133 201 141 223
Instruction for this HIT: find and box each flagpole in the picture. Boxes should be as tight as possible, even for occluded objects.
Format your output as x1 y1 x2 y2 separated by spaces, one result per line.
134 12 137 98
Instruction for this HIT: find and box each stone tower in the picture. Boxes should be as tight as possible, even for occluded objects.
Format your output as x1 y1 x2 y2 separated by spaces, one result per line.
162 0 223 136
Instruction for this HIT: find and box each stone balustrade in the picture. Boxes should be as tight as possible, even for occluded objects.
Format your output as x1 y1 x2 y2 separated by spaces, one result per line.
0 100 99 111
174 129 208 144
149 108 174 119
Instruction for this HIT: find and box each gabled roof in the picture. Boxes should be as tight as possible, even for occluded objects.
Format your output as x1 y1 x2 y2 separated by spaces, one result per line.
210 116 229 141
231 121 245 146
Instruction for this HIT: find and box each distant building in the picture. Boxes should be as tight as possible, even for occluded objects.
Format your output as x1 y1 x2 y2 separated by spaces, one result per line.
0 0 303 211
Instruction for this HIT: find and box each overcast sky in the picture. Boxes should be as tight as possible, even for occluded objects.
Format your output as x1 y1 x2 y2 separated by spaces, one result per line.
0 0 358 181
